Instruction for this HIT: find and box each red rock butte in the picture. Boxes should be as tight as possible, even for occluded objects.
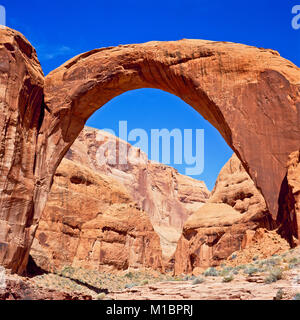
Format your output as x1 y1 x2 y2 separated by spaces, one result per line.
0 27 299 274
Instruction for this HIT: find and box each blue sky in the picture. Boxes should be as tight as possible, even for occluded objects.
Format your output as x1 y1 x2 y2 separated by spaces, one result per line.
3 0 299 190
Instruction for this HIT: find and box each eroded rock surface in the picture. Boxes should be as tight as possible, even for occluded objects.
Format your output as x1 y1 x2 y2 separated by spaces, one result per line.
31 158 164 273
276 150 300 246
0 27 300 274
63 127 209 259
0 28 44 273
174 154 279 274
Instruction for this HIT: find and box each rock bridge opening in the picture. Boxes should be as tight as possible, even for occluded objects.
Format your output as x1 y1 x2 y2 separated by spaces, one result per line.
0 28 299 274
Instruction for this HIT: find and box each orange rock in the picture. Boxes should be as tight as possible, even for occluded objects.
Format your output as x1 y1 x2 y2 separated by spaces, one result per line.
0 27 300 275
174 154 283 274
277 150 300 246
31 158 164 273
64 127 209 260
226 228 290 266
0 28 44 274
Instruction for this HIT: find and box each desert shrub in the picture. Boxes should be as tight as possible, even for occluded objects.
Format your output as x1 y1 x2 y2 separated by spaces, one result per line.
274 289 284 300
263 258 279 267
264 268 283 284
61 266 75 277
293 293 300 300
141 279 149 285
236 264 247 270
125 272 134 279
219 266 233 277
289 257 298 264
192 277 205 285
204 267 219 277
244 266 259 276
288 263 297 269
183 275 195 281
125 283 137 289
222 274 234 283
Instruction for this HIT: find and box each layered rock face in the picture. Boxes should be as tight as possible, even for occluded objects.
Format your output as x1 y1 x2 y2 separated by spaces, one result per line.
31 158 164 273
0 27 300 274
0 28 44 273
174 154 278 275
63 127 209 259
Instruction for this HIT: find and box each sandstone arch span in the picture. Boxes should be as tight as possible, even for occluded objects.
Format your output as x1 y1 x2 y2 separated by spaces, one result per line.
0 28 300 274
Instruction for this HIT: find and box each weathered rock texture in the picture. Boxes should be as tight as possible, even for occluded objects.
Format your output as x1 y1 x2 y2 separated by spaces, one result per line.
0 27 300 274
63 127 209 259
0 28 44 273
174 154 278 274
0 274 92 300
30 158 164 273
226 228 290 267
277 150 300 246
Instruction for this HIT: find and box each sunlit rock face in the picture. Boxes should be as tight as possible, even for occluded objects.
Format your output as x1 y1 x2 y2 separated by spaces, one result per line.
31 127 209 271
0 27 300 274
31 157 164 273
174 154 278 275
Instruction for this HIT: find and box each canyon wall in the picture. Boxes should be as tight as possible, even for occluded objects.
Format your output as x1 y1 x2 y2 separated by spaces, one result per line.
31 158 164 273
174 154 279 274
0 28 300 273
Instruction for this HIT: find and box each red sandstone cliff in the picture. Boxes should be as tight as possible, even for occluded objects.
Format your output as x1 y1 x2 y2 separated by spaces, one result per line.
31 158 164 273
63 127 210 259
174 154 284 275
31 127 210 272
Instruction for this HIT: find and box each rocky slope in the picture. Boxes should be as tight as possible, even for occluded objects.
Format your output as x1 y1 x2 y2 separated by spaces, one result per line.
63 127 210 259
174 154 282 275
31 158 164 273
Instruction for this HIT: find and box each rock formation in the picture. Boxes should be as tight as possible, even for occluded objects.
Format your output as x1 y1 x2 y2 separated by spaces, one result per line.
225 228 290 267
174 154 279 275
0 27 300 274
0 28 44 273
277 150 300 246
30 158 164 273
63 127 209 259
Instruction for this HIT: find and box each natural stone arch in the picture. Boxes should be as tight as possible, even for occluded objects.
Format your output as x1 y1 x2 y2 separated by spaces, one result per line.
39 39 300 220
0 28 300 274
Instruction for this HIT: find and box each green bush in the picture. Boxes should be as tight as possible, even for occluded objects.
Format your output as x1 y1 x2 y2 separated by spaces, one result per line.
264 268 283 284
222 274 234 283
192 277 205 285
289 257 298 264
125 272 134 279
219 266 233 277
244 266 259 276
274 289 284 300
204 267 219 277
125 283 137 289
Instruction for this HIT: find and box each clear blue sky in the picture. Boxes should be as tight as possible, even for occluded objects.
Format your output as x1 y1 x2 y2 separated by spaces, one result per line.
3 0 299 190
